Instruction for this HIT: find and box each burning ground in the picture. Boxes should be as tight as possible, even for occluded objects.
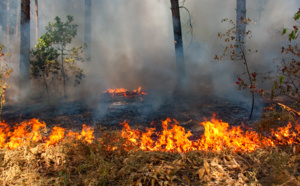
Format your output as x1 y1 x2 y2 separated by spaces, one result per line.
0 90 300 185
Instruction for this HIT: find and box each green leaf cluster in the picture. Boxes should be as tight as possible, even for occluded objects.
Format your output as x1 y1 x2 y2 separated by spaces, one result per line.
272 9 300 102
30 15 86 98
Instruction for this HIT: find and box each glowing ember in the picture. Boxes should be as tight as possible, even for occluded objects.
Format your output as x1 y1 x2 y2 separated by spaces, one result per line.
0 116 299 152
103 86 147 97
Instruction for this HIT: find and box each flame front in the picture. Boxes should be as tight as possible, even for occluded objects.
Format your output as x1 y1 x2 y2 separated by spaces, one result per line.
120 117 300 153
0 116 299 152
103 87 147 97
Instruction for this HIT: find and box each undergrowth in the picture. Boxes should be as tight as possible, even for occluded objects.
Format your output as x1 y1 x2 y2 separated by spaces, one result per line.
0 128 299 185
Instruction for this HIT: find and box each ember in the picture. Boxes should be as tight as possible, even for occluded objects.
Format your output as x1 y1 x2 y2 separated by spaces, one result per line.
103 87 147 97
0 116 299 153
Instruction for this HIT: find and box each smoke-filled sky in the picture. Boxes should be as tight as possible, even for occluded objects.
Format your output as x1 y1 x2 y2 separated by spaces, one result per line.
1 0 299 102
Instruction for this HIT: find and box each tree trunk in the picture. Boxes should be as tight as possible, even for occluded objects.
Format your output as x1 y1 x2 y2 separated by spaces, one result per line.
34 0 38 41
19 0 31 92
258 0 266 24
6 0 10 44
170 0 186 89
236 0 246 56
61 47 67 98
0 0 7 41
84 0 92 61
15 2 19 37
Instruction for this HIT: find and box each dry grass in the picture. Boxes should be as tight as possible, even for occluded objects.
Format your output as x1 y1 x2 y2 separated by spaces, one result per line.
0 127 299 186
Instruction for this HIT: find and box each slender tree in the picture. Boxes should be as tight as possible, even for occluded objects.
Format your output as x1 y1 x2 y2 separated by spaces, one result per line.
84 0 92 61
6 0 10 44
170 0 186 88
235 0 255 119
236 0 246 56
15 1 19 37
0 0 8 40
34 0 38 41
257 0 266 24
19 0 31 91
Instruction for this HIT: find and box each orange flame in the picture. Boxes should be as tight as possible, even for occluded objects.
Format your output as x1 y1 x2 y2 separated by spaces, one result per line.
3 119 46 149
0 116 299 153
103 87 147 97
120 117 300 153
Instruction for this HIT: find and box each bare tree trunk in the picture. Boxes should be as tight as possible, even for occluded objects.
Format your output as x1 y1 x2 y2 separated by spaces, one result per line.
19 0 31 93
51 2 54 12
84 0 92 61
0 0 7 38
236 0 246 56
170 0 186 89
258 0 266 24
34 0 38 41
15 2 19 37
6 0 10 44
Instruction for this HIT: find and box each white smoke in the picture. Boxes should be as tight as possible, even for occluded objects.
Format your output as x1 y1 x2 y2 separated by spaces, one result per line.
2 0 299 104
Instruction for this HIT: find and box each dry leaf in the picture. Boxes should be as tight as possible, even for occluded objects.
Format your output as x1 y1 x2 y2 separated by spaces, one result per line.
204 160 210 174
151 178 156 186
215 164 224 172
158 181 164 186
198 168 205 179
203 175 211 182
293 145 300 154
183 175 190 185
211 158 219 167
136 178 142 186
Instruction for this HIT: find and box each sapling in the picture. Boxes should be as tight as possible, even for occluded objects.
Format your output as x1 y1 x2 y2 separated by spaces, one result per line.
30 15 86 99
215 18 263 120
272 8 300 103
0 45 13 120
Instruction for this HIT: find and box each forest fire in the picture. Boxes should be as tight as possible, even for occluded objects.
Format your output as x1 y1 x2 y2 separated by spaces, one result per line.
0 116 299 153
0 119 94 150
103 87 147 97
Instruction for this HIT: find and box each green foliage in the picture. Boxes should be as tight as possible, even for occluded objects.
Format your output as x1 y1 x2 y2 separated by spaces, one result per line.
0 45 13 120
30 15 86 98
272 9 300 102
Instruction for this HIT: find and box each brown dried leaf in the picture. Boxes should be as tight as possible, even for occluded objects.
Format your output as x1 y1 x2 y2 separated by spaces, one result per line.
211 158 219 167
192 165 199 169
136 178 142 186
123 158 129 164
204 160 210 174
198 168 205 179
293 145 300 154
203 175 211 182
164 165 174 170
215 164 224 172
187 157 193 165
238 173 249 182
151 178 156 186
183 175 190 185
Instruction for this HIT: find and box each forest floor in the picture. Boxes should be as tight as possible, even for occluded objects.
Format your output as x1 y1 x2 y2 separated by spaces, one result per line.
0 93 299 185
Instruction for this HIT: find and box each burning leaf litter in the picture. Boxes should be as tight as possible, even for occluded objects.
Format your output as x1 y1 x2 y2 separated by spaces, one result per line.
0 116 300 185
0 116 299 152
103 86 148 97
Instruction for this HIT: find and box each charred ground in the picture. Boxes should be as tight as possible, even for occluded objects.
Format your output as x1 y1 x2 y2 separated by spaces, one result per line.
1 92 265 134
